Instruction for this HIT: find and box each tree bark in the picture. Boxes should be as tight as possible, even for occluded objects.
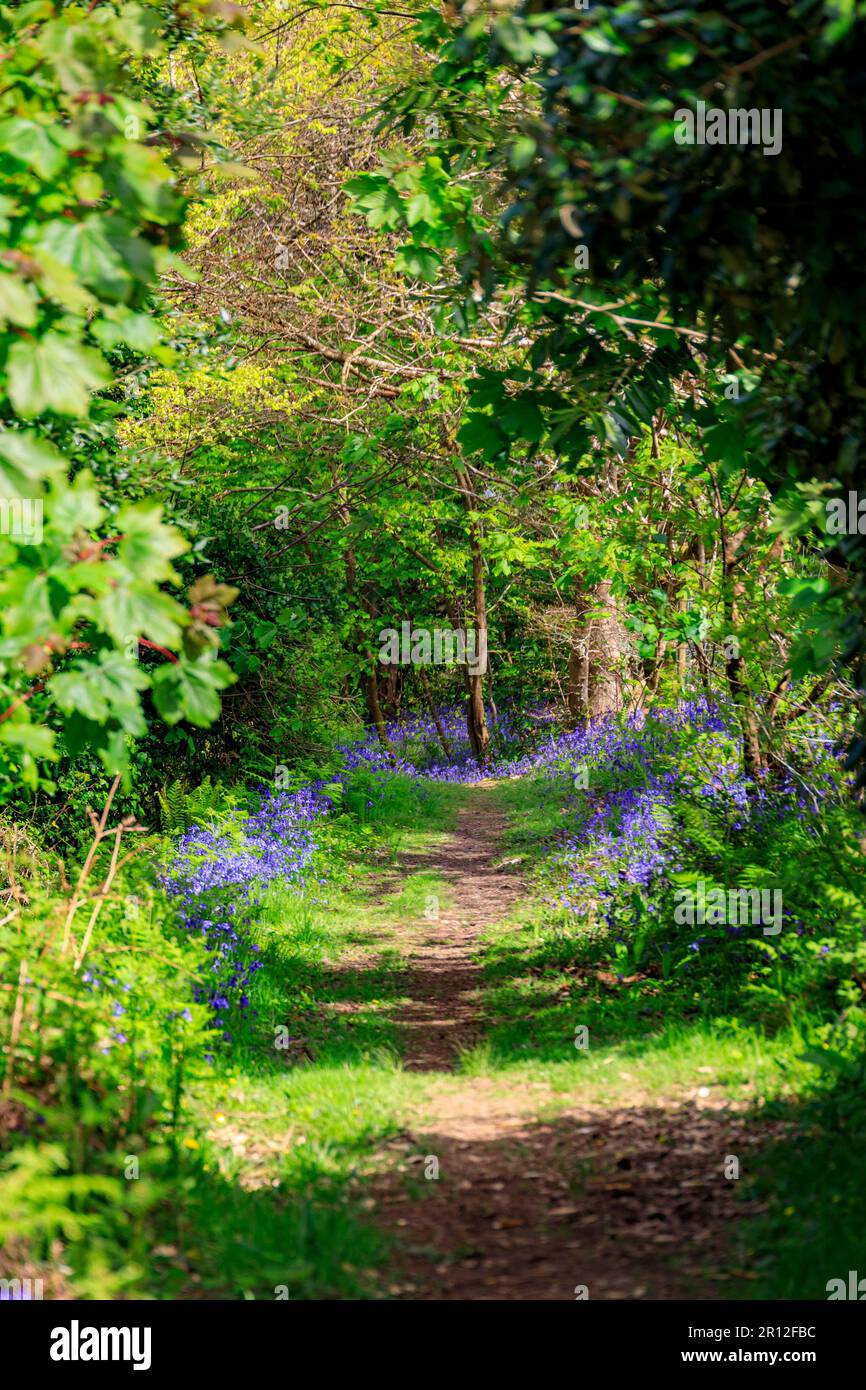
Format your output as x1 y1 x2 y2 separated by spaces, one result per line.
568 579 627 719
456 467 490 764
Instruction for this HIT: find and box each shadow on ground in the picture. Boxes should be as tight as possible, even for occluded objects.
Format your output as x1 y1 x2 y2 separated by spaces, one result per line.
361 1091 793 1300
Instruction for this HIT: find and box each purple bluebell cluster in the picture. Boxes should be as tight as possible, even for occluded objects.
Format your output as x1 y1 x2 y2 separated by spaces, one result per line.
339 697 841 932
531 703 722 922
161 785 330 1033
530 701 840 928
161 696 845 1035
336 703 547 782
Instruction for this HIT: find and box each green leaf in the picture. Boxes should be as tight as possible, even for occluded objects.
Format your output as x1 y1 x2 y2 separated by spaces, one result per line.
509 136 537 170
582 25 631 56
703 421 745 472
665 38 698 70
151 658 236 728
32 250 96 314
92 310 165 356
394 244 441 281
458 412 508 460
114 501 187 581
94 584 185 648
46 471 105 535
7 333 110 418
0 720 56 758
344 175 405 230
778 576 831 610
0 430 66 496
38 218 131 301
499 395 545 442
0 118 64 178
0 273 38 328
405 191 437 227
49 651 148 734
495 16 556 62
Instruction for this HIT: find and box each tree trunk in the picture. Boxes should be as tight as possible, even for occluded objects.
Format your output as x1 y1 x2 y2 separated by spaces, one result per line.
361 663 390 749
586 578 625 715
568 579 627 720
456 467 490 765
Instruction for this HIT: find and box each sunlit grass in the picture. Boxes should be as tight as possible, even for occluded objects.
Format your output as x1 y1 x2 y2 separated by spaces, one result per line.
161 766 864 1302
167 777 464 1298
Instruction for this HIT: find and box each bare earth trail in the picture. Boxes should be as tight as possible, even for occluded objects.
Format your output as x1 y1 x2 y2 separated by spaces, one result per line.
364 783 762 1301
392 780 522 1072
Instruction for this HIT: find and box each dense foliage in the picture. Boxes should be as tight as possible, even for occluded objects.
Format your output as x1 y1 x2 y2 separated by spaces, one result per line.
0 0 863 1305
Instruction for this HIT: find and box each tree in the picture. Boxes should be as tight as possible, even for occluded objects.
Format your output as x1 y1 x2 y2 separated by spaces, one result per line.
362 0 866 778
0 0 241 799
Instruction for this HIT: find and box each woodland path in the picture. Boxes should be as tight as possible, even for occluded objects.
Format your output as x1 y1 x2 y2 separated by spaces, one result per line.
361 783 759 1301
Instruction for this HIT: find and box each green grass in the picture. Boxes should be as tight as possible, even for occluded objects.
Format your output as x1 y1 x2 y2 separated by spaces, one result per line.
736 1083 866 1300
154 774 464 1299
151 768 865 1302
473 773 866 1300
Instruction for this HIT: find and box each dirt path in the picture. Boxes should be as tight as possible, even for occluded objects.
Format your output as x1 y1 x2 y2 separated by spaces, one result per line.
366 783 762 1301
394 781 522 1071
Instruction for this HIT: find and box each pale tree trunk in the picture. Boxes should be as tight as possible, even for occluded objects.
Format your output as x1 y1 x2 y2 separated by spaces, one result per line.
709 459 764 781
566 460 629 721
568 579 627 719
691 535 712 697
586 578 626 715
677 609 688 691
